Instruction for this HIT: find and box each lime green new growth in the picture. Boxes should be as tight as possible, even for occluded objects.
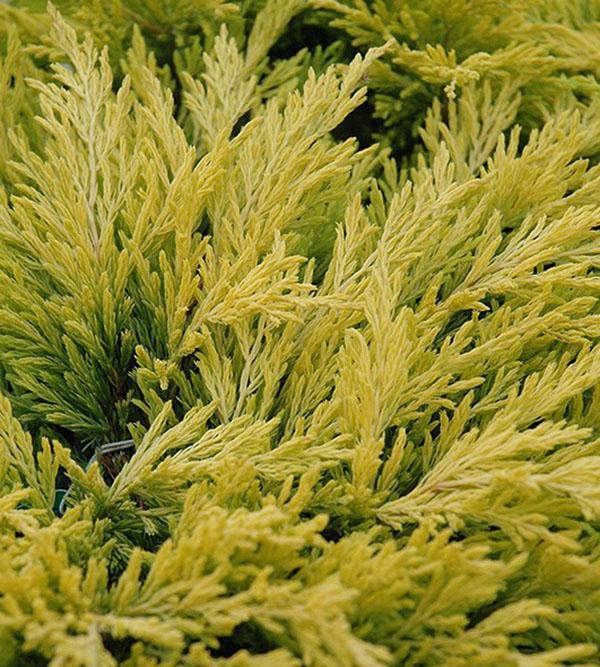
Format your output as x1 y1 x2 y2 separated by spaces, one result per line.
1 0 600 665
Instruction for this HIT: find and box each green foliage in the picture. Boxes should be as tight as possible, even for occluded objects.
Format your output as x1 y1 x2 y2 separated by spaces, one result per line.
0 0 600 665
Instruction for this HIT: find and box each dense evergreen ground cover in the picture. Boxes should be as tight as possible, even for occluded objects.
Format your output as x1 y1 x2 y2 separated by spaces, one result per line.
1 1 600 664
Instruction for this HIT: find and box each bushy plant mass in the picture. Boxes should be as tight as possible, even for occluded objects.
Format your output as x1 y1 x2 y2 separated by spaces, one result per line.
1 0 600 664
